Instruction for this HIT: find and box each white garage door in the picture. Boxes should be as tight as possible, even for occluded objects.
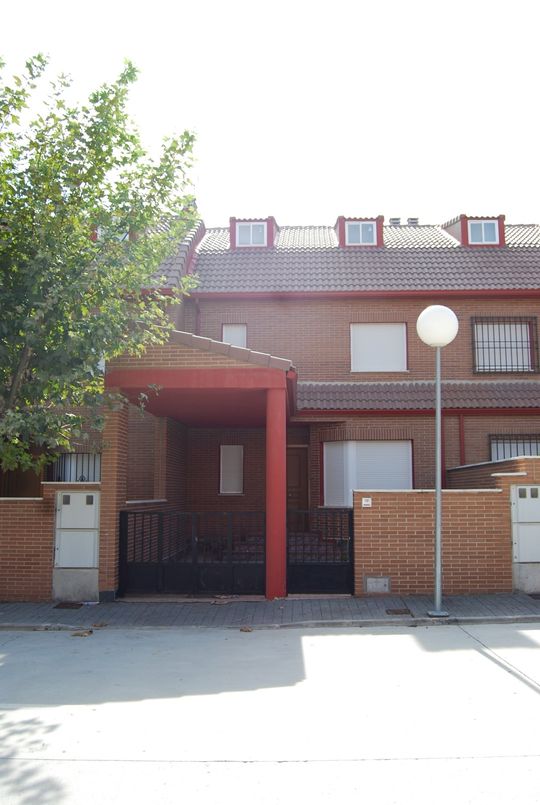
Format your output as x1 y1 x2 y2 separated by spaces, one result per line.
324 441 413 507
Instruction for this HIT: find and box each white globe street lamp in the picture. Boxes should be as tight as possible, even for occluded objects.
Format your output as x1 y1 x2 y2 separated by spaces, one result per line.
416 305 459 617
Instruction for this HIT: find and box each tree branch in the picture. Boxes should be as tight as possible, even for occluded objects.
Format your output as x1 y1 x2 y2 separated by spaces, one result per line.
1 343 33 414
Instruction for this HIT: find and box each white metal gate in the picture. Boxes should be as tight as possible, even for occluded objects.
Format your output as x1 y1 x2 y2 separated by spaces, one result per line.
55 491 100 568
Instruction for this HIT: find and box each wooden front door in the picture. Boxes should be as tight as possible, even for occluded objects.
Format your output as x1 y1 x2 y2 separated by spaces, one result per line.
287 447 308 510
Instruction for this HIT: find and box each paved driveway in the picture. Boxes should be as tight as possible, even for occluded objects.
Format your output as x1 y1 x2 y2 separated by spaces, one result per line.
1 623 539 804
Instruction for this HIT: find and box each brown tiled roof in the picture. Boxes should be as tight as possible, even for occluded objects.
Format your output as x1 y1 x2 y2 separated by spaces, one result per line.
168 330 293 371
174 223 540 294
296 381 540 411
152 221 206 288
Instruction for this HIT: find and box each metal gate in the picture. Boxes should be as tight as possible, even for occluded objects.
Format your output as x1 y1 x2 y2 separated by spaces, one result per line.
119 510 265 596
287 508 353 594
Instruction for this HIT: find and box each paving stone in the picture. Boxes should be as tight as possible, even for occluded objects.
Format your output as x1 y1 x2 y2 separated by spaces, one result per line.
2 594 540 630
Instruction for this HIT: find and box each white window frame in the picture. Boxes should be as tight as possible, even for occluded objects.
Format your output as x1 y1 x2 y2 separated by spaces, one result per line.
236 221 267 247
345 220 377 246
220 445 244 495
222 323 247 348
468 220 499 245
350 323 407 372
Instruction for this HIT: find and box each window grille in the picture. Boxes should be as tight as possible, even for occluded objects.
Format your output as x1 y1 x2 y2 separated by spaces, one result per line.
47 453 101 482
472 317 538 373
490 435 540 461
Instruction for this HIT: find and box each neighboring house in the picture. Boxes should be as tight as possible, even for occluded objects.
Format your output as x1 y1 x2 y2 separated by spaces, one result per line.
2 213 540 602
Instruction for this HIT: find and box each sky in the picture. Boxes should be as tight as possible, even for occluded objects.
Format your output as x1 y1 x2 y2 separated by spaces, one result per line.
2 0 539 227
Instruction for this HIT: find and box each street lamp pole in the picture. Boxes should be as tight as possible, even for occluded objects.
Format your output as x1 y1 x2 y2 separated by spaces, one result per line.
416 305 459 618
434 345 443 614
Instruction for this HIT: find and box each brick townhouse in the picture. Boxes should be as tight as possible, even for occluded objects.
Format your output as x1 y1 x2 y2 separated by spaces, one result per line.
2 212 540 602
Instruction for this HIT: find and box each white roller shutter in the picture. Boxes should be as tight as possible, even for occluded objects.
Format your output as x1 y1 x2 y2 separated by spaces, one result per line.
350 323 407 372
324 441 412 506
220 445 244 494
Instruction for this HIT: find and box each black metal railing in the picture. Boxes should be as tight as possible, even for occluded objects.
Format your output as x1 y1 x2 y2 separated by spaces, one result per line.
119 509 265 595
47 453 101 482
286 508 353 594
490 434 540 460
472 317 539 373
287 508 352 564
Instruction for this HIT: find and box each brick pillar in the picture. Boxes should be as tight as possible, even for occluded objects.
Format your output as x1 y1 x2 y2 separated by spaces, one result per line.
266 387 287 599
99 402 128 600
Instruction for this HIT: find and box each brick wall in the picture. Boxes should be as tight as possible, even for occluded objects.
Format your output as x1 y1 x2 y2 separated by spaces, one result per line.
108 344 253 370
308 417 437 501
165 419 188 509
0 482 100 602
353 489 512 595
447 456 540 489
459 416 540 466
186 428 266 511
189 296 540 382
99 404 128 597
126 405 157 500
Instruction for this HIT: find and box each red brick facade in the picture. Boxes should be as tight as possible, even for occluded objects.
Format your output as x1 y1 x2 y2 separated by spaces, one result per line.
3 217 540 601
183 296 540 382
353 489 512 595
0 483 100 602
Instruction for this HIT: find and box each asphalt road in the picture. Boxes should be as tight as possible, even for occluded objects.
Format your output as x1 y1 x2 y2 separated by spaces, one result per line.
1 623 539 804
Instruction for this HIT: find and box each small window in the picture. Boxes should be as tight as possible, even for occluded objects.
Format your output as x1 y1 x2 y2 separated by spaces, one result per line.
236 222 267 247
519 488 527 498
346 221 376 245
62 494 71 505
490 435 540 461
473 317 538 373
531 488 539 499
351 323 407 372
86 495 94 505
220 445 244 494
468 220 499 244
222 324 247 348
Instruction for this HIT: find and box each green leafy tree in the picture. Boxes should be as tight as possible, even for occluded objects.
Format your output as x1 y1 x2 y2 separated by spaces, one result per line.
0 56 197 472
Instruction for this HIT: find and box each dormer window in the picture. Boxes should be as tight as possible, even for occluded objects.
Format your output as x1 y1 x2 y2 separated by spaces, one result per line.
468 220 499 245
442 214 505 246
336 215 383 247
346 221 376 245
236 221 267 247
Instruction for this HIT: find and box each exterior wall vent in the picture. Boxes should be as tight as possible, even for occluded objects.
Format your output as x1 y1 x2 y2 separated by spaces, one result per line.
389 217 401 226
364 575 391 594
407 217 419 225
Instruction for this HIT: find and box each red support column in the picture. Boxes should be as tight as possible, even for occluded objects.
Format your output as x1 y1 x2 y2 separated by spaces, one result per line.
266 387 287 599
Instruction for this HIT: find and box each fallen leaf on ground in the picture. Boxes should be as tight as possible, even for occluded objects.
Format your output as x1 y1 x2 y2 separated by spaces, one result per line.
240 626 253 632
92 622 108 628
71 630 93 637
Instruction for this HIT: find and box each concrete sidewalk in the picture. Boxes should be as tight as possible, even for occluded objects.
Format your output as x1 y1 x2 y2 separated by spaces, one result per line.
1 592 540 630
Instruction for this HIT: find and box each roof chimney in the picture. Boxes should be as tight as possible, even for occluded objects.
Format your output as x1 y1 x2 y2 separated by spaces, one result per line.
407 217 419 226
389 217 401 226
